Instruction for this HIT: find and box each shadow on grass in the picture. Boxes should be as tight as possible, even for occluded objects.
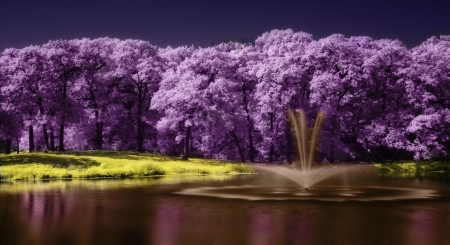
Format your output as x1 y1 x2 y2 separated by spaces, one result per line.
0 151 245 170
54 151 183 161
54 151 247 165
0 154 100 168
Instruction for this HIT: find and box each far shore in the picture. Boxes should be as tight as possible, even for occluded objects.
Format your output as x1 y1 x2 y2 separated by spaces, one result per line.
1 151 449 181
0 151 252 181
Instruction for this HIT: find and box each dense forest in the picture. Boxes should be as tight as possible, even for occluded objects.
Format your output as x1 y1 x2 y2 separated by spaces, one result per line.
0 29 449 162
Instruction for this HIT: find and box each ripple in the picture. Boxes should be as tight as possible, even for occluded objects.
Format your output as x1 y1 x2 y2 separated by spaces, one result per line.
175 185 439 202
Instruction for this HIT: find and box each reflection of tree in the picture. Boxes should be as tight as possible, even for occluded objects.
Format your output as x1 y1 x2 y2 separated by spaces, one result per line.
18 188 151 244
407 208 438 245
248 207 315 245
21 192 69 235
152 198 180 245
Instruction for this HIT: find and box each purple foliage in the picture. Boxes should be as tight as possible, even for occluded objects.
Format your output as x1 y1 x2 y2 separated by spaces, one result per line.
1 30 449 161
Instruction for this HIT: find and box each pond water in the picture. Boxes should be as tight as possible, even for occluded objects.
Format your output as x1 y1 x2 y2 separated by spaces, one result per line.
1 168 450 245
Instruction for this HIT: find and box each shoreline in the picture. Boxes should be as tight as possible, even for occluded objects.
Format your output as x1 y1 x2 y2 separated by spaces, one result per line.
0 151 253 181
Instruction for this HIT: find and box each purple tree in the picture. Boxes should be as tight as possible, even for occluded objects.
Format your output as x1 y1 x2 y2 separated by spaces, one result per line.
0 50 23 154
42 40 84 151
355 38 413 161
152 47 231 160
152 46 194 155
1 30 450 160
112 39 164 152
403 36 450 160
1 46 54 152
224 42 260 162
252 29 313 162
153 45 257 161
75 38 119 150
306 34 367 161
0 110 22 154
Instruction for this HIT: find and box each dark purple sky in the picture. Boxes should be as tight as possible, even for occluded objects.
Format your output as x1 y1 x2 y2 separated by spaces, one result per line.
1 0 449 51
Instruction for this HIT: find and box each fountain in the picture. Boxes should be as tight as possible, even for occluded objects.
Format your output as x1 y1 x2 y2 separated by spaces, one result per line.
175 109 439 202
254 108 337 189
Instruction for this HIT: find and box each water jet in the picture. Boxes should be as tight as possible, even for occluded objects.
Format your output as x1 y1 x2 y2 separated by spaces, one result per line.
253 108 337 189
175 109 439 202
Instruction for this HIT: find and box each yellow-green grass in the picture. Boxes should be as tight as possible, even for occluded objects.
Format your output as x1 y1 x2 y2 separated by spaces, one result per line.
0 175 238 194
374 161 450 173
0 151 252 180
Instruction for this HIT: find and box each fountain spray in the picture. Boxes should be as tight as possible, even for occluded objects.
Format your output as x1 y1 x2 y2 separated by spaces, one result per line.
286 108 326 189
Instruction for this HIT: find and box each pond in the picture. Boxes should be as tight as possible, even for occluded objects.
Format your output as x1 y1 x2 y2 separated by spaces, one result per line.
1 168 450 245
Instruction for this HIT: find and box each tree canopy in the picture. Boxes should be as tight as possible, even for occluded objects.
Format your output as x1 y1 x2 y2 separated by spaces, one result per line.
1 30 449 161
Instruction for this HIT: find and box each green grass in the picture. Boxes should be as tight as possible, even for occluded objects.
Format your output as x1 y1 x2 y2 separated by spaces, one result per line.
0 151 252 180
374 160 450 173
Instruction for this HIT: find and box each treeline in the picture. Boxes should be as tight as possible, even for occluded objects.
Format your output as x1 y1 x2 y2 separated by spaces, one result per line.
1 29 449 162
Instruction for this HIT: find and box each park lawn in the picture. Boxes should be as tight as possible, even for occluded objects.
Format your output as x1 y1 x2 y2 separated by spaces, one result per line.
0 151 252 180
374 160 450 173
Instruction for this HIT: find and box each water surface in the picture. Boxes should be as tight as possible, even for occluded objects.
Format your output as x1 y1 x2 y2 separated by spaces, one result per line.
1 171 450 245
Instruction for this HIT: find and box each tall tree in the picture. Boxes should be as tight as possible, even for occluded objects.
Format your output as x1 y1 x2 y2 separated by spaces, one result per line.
225 43 260 162
43 40 84 151
0 51 23 154
75 38 119 150
5 46 52 152
355 38 412 161
153 46 194 154
306 34 368 161
153 46 252 161
252 29 313 162
112 40 164 152
403 36 450 160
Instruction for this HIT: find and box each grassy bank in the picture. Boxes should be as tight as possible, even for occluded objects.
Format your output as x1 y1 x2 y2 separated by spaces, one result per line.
0 151 252 180
374 161 450 173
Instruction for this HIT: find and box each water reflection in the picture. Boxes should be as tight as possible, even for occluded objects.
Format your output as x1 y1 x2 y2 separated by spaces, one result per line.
249 210 276 245
403 203 450 245
22 192 72 235
176 185 439 201
1 174 450 244
407 208 436 245
152 199 180 245
247 208 315 245
0 175 236 194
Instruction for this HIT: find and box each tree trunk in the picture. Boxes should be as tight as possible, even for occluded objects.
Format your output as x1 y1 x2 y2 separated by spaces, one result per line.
96 121 103 150
100 122 104 150
248 129 255 162
43 124 49 151
59 80 67 152
95 122 100 150
242 82 255 162
38 98 49 151
182 126 191 160
269 112 274 163
137 119 143 152
38 98 51 151
270 144 274 163
4 139 12 154
285 122 293 164
29 125 34 152
232 132 245 163
16 138 19 154
136 80 145 153
94 109 103 150
50 129 55 151
59 124 65 152
329 115 337 163
136 93 143 152
141 121 145 150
